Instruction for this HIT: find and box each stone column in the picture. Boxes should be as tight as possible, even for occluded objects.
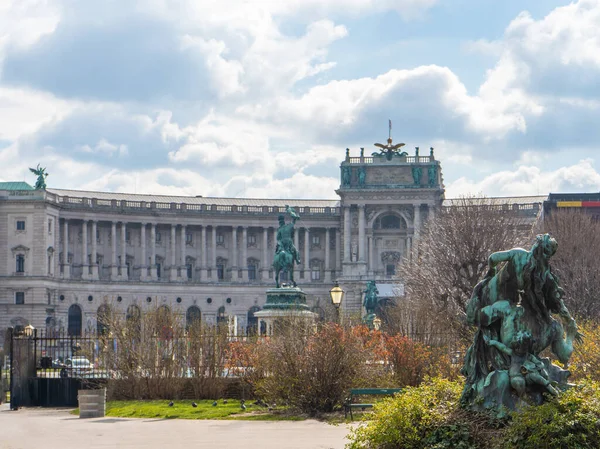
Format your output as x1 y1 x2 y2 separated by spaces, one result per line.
180 224 186 280
150 224 157 280
343 207 351 262
81 220 89 280
170 224 177 281
304 228 310 280
335 229 341 273
358 205 366 262
121 222 128 280
211 226 217 280
368 235 373 274
413 204 421 238
110 221 118 280
429 204 436 222
407 236 413 262
324 228 331 282
294 228 299 263
262 227 269 281
242 227 248 281
200 226 208 280
91 221 98 280
140 223 147 281
231 226 238 282
62 219 70 279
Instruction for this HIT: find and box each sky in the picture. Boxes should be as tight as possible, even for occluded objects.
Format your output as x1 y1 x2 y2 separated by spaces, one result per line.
1 0 600 199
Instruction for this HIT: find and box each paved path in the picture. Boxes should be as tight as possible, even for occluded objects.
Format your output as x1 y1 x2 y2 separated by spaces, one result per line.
0 404 352 449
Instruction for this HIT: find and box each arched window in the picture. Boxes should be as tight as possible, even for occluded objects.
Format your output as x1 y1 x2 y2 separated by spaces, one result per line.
126 305 141 337
217 306 227 325
68 304 82 336
97 304 111 335
126 305 141 321
186 306 202 330
247 306 261 335
374 214 406 230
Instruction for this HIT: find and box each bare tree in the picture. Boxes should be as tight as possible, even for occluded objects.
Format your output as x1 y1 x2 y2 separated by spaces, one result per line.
394 196 531 338
540 209 600 319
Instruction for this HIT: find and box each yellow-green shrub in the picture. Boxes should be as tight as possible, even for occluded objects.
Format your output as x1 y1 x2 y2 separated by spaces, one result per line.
347 377 463 449
502 380 600 449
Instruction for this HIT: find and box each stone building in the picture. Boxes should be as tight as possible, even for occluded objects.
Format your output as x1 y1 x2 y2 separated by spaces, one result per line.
0 145 544 343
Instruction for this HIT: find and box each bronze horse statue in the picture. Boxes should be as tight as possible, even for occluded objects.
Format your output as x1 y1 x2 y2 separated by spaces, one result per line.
273 248 296 288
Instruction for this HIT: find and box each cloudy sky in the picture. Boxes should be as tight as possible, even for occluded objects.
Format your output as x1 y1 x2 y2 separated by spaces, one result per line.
1 0 600 199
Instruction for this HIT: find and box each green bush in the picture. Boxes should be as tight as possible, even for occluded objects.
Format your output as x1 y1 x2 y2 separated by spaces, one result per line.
502 380 600 449
347 377 463 449
346 379 600 449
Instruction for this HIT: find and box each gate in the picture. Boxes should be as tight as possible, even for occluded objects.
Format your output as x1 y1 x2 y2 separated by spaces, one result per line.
7 327 106 408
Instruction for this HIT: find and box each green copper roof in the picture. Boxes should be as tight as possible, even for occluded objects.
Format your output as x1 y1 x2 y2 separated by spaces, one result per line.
0 182 35 191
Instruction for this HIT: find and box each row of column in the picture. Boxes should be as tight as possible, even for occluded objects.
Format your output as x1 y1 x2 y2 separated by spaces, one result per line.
342 204 426 263
60 220 339 282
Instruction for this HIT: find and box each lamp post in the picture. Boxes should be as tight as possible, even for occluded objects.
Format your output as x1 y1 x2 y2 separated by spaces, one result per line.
329 281 344 324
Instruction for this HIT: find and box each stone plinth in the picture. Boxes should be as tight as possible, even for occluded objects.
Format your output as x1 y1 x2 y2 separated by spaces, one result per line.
254 286 317 335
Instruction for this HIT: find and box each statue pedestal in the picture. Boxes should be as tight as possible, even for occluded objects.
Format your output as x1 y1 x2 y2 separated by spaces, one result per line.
254 287 317 336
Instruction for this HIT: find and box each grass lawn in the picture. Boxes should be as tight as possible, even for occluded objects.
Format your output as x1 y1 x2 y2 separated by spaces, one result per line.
71 399 305 421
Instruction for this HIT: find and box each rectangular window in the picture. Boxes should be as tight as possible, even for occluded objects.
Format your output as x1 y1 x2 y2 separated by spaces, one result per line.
15 292 25 305
16 255 25 273
248 265 256 280
312 235 320 245
126 262 131 277
48 218 52 235
125 230 131 242
248 235 256 245
16 220 25 231
311 269 321 281
186 264 193 279
216 234 224 244
386 264 396 276
186 233 193 244
156 263 162 278
217 264 224 280
96 229 100 240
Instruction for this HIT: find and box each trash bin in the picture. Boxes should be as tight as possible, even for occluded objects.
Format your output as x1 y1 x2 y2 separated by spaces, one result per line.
78 388 106 418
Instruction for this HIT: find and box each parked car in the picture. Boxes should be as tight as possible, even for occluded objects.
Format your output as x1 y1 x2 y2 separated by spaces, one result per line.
64 356 93 377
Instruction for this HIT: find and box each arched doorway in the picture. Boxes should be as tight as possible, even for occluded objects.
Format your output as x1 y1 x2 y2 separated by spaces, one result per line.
97 304 111 335
68 304 82 336
186 306 202 330
246 306 261 335
217 306 227 326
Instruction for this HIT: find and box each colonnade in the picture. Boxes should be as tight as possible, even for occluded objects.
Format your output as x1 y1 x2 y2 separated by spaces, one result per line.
59 219 339 283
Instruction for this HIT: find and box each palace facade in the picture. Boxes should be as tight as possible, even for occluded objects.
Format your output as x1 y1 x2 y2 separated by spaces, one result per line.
0 146 544 343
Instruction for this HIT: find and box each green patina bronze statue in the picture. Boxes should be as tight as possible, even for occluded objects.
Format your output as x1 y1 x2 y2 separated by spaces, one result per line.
273 206 301 288
362 280 380 327
29 164 48 190
461 234 580 416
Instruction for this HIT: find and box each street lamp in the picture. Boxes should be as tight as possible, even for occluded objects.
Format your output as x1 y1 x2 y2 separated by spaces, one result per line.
329 281 344 323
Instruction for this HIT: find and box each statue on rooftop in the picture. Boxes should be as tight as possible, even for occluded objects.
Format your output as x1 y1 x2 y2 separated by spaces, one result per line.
461 234 581 416
373 120 408 161
273 208 301 288
428 164 438 186
342 166 352 186
29 164 48 190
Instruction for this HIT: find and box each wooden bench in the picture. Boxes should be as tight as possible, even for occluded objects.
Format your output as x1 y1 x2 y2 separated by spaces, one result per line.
344 388 402 420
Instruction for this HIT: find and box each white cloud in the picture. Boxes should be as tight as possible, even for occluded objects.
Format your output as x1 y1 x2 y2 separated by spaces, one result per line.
0 87 74 140
447 159 600 198
78 139 128 157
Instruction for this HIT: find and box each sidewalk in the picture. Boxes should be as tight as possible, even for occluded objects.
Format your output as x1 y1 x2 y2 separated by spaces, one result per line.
0 405 352 449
